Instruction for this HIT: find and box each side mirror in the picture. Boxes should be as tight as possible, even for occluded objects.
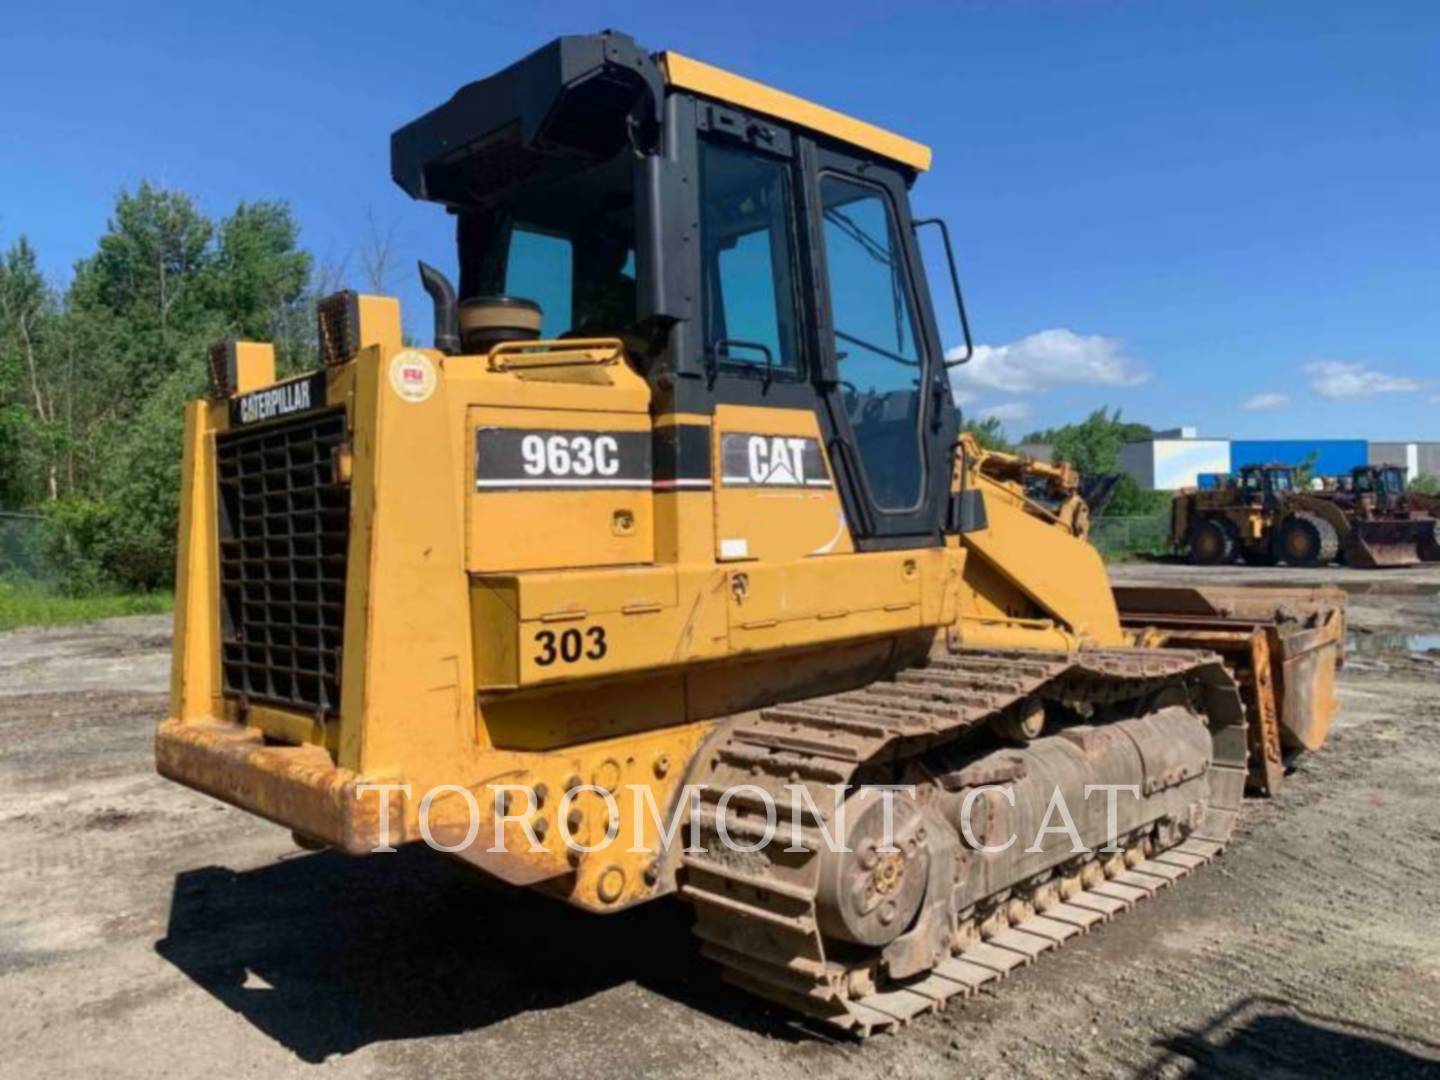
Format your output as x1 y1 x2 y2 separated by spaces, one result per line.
914 217 973 367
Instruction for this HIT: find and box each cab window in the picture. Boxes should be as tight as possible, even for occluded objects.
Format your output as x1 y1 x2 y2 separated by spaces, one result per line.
504 228 573 337
699 141 804 378
457 149 636 340
819 174 926 511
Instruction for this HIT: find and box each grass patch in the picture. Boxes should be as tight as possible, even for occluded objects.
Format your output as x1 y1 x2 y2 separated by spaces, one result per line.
0 580 172 632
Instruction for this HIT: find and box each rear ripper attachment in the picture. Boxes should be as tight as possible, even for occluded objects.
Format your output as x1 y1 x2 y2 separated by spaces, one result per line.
681 647 1248 1037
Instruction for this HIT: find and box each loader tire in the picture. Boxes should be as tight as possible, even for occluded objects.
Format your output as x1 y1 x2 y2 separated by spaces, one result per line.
1188 518 1236 565
1278 512 1339 567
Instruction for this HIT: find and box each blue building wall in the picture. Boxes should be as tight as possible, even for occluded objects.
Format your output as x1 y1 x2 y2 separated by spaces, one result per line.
1229 439 1368 477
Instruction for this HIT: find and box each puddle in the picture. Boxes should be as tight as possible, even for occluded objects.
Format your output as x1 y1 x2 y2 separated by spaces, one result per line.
1347 633 1440 656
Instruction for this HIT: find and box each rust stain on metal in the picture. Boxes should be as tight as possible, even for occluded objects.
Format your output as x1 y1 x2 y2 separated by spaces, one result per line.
1114 584 1345 795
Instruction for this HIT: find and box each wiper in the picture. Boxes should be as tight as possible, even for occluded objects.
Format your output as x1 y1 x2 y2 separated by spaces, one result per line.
824 208 894 267
835 329 918 367
825 206 910 354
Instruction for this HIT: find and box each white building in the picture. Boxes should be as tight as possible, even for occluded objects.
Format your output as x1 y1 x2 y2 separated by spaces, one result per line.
1119 435 1231 491
1370 442 1440 478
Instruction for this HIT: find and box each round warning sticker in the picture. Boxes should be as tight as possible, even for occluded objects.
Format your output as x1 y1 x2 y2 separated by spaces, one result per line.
389 350 437 403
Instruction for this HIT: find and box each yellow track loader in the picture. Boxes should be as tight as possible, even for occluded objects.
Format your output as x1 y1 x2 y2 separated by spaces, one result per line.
157 32 1345 1036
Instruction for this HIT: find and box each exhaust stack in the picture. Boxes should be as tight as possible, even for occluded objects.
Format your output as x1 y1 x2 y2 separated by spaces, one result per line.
418 261 460 355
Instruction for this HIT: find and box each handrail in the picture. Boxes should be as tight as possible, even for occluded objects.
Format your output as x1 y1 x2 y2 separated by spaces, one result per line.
913 217 974 367
485 337 625 372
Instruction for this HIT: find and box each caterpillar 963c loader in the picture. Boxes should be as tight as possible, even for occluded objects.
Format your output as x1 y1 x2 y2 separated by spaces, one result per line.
157 32 1345 1036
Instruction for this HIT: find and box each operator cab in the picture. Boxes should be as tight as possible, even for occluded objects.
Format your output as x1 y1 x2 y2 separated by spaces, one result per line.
1237 463 1294 506
391 30 969 550
1353 464 1407 498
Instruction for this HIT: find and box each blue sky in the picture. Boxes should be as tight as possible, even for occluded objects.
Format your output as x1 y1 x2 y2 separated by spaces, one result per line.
2 0 1435 439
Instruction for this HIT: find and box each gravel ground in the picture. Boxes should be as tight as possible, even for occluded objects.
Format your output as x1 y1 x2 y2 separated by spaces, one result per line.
1 565 1438 1078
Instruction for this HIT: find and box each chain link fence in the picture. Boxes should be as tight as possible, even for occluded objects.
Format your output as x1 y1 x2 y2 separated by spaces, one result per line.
1090 510 1172 559
0 512 51 583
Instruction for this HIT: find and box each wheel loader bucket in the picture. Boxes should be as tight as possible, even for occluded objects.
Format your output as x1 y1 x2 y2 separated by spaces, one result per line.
1342 520 1433 569
1114 584 1346 793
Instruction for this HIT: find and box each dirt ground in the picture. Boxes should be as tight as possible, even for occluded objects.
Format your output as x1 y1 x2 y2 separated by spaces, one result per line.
2 565 1438 1078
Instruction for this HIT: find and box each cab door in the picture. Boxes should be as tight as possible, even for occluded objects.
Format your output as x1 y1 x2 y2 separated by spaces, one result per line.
693 116 856 564
803 144 956 548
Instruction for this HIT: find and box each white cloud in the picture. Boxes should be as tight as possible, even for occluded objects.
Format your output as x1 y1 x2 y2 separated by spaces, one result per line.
978 401 1032 422
948 328 1148 397
1304 361 1418 400
1240 391 1290 411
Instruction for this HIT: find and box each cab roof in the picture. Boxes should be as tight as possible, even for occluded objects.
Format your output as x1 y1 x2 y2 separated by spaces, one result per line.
659 51 932 173
392 32 932 208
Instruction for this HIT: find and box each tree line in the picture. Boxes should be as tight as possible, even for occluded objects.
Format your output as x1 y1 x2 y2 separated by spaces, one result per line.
0 183 320 592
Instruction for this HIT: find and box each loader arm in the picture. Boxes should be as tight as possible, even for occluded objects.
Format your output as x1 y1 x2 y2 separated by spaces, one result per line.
950 436 1124 649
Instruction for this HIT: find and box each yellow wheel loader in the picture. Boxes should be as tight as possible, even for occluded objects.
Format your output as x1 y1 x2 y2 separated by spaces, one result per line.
1328 464 1440 566
1170 461 1434 568
157 32 1345 1037
1171 463 1326 566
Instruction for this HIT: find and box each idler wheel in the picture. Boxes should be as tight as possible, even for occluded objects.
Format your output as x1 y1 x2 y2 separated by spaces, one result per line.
815 788 930 947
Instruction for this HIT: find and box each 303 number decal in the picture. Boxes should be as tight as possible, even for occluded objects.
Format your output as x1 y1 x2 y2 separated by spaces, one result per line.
533 625 608 666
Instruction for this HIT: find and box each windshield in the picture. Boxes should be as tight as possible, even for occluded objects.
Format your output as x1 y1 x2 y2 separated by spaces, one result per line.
456 152 636 339
1270 469 1294 492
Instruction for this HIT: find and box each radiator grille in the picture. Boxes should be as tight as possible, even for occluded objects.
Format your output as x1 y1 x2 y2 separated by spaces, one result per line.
216 408 350 717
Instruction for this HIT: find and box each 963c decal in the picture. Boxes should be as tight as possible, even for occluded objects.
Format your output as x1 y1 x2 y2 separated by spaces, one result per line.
476 428 651 490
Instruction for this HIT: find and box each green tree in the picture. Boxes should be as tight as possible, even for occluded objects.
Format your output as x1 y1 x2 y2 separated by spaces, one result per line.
8 185 315 590
67 183 221 405
0 236 62 505
1019 408 1160 517
1022 407 1152 480
1293 450 1321 490
209 201 313 373
0 401 24 508
960 414 1015 453
1104 475 1171 516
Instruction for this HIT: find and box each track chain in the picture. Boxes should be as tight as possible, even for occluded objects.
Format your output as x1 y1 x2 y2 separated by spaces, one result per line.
680 646 1249 1036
